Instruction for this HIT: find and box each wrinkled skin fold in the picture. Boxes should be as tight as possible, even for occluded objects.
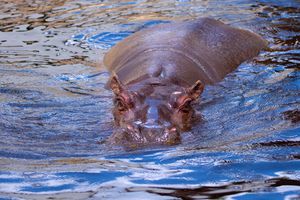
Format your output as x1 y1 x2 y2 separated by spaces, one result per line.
103 18 268 147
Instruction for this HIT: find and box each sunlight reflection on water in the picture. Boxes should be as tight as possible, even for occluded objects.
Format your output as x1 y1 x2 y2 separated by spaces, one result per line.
0 0 299 199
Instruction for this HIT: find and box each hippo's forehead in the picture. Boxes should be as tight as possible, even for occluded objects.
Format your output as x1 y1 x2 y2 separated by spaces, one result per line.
140 98 172 127
144 98 165 111
144 90 183 104
128 80 186 100
145 98 161 106
144 99 161 126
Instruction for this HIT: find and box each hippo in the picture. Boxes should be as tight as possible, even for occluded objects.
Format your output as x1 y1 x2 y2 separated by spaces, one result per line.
103 18 267 147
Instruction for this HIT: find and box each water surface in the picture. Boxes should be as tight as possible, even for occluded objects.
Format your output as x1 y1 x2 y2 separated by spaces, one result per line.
0 0 299 199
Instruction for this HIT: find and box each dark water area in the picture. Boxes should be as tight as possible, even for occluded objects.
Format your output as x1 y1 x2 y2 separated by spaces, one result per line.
0 0 299 199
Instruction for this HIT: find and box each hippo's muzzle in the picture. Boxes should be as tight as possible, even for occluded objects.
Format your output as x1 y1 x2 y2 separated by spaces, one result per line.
110 123 181 147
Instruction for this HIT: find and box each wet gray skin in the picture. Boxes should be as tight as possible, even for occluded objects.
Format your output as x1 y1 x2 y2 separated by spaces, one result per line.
104 18 268 147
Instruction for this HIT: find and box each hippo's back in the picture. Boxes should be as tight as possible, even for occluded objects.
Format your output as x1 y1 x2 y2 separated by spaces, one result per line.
104 18 267 85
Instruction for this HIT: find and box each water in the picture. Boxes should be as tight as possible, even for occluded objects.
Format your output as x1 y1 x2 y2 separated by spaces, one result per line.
0 0 299 199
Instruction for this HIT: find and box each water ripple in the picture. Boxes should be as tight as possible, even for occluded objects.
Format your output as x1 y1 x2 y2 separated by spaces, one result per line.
0 0 299 199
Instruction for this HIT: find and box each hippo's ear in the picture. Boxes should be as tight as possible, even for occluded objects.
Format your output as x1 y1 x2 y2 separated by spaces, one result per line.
187 80 204 100
110 74 124 95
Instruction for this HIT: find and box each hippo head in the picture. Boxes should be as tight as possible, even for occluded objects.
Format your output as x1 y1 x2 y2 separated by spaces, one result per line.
107 75 204 147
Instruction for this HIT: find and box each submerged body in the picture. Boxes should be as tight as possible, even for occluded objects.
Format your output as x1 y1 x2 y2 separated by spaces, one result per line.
104 18 267 147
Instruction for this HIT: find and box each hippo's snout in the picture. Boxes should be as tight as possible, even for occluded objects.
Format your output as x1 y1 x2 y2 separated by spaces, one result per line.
110 123 181 146
139 125 180 145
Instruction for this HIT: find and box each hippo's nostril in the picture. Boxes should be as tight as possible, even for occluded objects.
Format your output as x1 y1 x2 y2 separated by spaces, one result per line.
126 124 143 134
161 127 180 145
127 125 134 131
169 127 177 133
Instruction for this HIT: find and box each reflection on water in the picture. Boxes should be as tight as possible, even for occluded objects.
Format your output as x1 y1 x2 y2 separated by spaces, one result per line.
0 0 299 199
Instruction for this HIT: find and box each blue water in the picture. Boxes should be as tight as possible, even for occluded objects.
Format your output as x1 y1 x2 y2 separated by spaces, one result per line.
0 0 299 199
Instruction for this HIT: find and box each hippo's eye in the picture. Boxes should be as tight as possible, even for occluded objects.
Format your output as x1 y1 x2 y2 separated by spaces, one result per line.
179 105 191 113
